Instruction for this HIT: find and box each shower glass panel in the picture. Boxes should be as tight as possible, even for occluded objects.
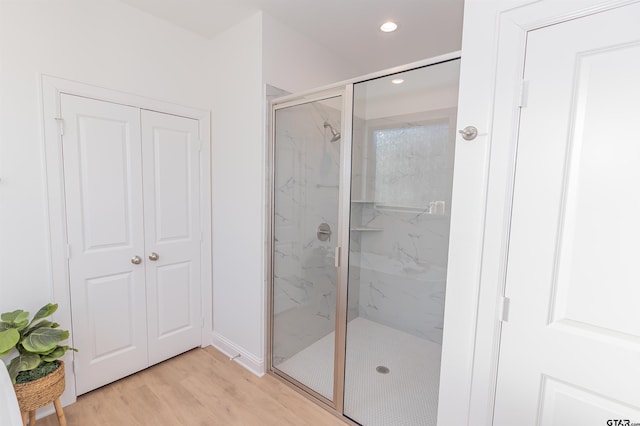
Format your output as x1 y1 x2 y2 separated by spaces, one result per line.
344 59 460 425
271 95 343 402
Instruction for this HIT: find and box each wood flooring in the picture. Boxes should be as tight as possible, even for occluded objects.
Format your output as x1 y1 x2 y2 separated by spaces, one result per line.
38 347 346 426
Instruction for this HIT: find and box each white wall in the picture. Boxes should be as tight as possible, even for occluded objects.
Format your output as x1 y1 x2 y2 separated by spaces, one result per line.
0 0 216 412
208 11 364 375
0 0 211 314
438 0 535 423
208 11 266 373
262 13 362 93
364 84 460 121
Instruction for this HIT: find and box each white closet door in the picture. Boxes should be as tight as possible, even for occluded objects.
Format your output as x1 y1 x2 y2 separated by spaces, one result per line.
141 110 202 365
61 94 149 395
493 4 640 425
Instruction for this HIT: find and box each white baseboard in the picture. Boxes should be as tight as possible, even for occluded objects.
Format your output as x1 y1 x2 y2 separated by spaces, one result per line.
211 332 265 377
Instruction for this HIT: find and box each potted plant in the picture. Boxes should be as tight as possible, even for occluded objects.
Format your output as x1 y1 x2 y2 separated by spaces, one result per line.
0 303 76 422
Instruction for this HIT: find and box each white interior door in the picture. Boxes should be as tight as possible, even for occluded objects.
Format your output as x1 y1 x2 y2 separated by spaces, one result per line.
62 94 149 395
494 4 640 424
63 96 203 394
141 110 202 365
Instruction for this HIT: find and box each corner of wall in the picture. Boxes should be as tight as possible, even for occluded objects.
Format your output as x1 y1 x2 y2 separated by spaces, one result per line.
207 9 266 376
211 331 265 377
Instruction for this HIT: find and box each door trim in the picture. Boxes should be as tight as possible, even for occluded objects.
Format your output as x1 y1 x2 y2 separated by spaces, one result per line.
466 1 640 425
41 75 212 405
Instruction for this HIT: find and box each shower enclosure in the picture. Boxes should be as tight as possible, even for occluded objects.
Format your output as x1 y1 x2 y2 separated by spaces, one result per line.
268 54 460 425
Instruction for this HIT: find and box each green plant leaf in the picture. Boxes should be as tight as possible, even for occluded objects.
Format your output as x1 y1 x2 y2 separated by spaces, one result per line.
7 353 41 383
41 346 70 362
24 320 55 336
15 321 29 331
0 322 11 331
40 346 58 356
0 329 20 354
1 310 29 324
21 328 69 354
29 304 58 326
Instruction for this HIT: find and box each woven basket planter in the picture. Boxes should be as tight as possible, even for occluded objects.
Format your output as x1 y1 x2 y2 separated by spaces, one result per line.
13 361 65 413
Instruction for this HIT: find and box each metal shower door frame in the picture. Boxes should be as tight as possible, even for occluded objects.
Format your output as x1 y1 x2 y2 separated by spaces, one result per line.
266 50 463 425
266 87 354 417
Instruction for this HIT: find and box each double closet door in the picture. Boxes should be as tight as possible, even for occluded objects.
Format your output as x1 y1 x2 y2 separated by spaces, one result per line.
61 94 202 394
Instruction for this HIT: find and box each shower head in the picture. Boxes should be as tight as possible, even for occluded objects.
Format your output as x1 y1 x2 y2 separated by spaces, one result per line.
324 121 341 142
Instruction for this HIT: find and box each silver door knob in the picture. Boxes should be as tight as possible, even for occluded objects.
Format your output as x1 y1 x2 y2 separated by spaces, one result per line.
458 126 478 141
131 255 142 265
148 252 160 261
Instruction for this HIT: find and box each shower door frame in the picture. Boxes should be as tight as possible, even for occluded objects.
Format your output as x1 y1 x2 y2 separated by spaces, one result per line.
267 50 463 424
267 87 354 416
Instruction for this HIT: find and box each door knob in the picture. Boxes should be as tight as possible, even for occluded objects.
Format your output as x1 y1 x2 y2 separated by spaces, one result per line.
131 256 142 265
458 126 478 141
148 252 160 261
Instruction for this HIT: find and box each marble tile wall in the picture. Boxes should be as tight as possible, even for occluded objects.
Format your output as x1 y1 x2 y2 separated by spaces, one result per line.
272 95 455 365
348 113 455 345
351 207 450 344
272 98 342 363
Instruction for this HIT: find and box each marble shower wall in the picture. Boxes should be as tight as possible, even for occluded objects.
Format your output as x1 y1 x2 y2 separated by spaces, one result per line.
349 112 456 345
346 115 366 323
272 98 342 364
352 207 451 344
272 61 459 364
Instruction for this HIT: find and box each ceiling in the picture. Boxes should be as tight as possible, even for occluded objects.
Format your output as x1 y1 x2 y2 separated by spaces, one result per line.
118 0 464 74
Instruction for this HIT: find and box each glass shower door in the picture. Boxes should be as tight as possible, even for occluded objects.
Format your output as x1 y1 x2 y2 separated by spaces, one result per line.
345 59 460 425
270 94 343 403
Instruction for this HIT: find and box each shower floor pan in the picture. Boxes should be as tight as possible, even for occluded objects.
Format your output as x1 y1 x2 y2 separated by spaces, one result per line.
276 317 441 426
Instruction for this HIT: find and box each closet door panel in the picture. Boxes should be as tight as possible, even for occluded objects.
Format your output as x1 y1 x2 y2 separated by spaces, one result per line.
141 110 202 365
61 94 149 395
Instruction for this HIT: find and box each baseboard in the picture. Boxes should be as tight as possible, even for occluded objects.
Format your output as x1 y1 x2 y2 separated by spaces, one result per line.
211 331 265 377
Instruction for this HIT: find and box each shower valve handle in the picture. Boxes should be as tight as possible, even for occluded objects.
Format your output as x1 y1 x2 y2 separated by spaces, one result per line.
317 223 332 241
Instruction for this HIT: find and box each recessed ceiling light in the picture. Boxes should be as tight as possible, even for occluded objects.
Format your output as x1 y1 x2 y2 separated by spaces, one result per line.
380 21 398 32
391 78 405 84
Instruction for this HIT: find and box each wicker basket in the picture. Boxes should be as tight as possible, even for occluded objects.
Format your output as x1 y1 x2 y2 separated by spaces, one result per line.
13 361 65 412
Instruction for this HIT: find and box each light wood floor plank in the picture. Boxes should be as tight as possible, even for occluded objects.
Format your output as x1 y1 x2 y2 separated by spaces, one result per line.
38 347 346 426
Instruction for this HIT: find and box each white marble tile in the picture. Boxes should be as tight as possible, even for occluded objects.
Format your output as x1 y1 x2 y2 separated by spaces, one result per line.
273 94 454 358
272 99 343 364
348 112 455 345
351 250 447 343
